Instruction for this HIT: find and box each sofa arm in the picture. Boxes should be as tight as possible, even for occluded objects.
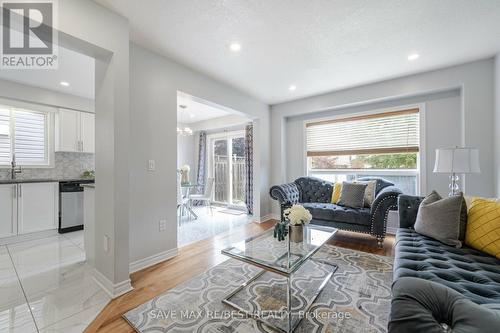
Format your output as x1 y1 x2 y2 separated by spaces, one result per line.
270 182 300 206
389 277 500 333
398 195 424 229
370 186 401 238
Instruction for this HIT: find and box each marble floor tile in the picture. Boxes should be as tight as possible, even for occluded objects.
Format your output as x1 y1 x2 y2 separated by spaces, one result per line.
0 246 38 333
62 231 84 251
38 300 108 333
8 236 85 279
178 206 252 247
4 232 109 332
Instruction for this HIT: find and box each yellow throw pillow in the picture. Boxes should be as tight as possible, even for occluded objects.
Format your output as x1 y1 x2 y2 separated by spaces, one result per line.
465 198 500 259
331 182 342 204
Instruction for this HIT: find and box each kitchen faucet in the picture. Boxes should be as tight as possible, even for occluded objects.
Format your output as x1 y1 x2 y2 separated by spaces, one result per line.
11 154 22 180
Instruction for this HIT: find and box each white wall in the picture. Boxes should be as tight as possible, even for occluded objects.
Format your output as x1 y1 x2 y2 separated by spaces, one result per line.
129 43 270 264
58 0 131 292
189 114 250 132
271 58 495 215
0 78 94 112
495 54 500 197
177 134 196 170
286 90 461 196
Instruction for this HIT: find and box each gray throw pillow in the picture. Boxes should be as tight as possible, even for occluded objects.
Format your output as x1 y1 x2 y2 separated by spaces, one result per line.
414 191 466 248
338 182 367 208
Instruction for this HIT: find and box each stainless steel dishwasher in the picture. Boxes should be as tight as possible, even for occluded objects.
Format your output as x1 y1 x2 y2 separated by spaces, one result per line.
59 180 95 233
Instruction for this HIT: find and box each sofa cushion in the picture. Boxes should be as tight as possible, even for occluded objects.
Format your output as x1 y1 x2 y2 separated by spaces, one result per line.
358 177 394 195
302 202 371 226
390 277 500 333
338 182 367 208
414 191 466 248
395 228 500 304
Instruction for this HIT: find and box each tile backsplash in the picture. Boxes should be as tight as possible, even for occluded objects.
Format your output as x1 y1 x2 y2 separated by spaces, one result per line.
0 152 94 180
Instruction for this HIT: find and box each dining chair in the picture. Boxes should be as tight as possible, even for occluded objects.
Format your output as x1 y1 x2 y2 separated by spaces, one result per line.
189 177 214 213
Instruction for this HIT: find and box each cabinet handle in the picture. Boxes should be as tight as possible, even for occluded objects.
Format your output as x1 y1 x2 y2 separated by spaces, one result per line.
19 185 21 197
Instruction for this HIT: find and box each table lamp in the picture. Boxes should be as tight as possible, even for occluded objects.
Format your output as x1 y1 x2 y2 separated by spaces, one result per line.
433 147 480 196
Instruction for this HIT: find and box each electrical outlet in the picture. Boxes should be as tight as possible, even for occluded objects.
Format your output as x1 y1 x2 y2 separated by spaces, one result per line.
148 159 155 171
103 235 110 252
159 219 167 232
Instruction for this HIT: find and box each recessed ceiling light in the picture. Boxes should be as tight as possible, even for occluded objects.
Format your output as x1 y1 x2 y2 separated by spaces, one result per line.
60 81 70 87
289 85 297 91
229 42 241 52
408 53 419 61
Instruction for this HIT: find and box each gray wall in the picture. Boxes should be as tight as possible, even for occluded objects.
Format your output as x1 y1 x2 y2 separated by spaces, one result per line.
129 43 270 264
271 58 495 215
0 152 94 180
496 54 500 196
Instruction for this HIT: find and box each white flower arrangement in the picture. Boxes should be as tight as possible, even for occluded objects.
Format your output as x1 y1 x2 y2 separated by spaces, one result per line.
180 165 190 172
284 204 312 226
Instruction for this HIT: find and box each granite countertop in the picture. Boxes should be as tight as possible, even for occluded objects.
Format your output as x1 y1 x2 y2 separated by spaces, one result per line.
0 178 95 184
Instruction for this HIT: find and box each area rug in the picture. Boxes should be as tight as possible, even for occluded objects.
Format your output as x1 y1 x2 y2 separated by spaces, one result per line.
124 245 393 332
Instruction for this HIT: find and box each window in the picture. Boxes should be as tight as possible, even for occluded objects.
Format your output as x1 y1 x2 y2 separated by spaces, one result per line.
0 105 51 167
306 109 420 195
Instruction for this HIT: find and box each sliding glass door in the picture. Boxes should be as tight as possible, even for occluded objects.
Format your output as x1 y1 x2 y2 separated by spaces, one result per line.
208 131 246 209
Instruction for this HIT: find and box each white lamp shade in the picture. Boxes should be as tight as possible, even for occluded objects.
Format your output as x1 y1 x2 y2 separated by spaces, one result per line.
433 147 480 173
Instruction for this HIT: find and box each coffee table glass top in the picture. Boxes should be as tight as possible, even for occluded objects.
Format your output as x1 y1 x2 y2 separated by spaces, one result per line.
222 224 337 276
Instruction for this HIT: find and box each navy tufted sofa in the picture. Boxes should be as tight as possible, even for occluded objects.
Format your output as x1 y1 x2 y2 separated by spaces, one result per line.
389 195 500 332
270 177 402 247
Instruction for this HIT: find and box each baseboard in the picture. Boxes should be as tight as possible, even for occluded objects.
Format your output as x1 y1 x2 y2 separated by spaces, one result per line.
92 268 133 299
0 229 58 246
256 213 279 223
129 247 179 274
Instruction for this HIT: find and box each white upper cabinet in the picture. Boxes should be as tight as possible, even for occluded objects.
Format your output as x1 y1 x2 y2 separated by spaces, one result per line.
17 182 58 235
56 109 95 153
0 184 17 238
80 112 95 153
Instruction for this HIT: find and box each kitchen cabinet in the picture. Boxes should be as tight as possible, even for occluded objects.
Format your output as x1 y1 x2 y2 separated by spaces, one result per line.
0 184 17 238
0 182 58 238
18 182 59 234
56 109 95 153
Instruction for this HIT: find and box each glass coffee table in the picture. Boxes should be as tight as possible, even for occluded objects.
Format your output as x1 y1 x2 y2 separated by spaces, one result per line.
221 224 338 332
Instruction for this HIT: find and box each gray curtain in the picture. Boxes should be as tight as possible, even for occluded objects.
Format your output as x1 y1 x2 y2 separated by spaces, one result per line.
194 131 207 205
244 124 254 214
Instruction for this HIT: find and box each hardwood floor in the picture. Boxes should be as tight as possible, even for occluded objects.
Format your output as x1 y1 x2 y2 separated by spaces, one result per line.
85 220 394 333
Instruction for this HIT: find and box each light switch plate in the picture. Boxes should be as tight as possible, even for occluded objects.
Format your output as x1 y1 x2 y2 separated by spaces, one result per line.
148 159 155 171
159 219 167 232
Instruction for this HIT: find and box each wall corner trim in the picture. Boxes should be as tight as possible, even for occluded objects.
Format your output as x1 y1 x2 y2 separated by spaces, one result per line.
92 269 133 299
129 247 179 274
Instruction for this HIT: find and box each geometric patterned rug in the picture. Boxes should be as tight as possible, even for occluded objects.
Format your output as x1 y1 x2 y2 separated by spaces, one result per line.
124 245 393 332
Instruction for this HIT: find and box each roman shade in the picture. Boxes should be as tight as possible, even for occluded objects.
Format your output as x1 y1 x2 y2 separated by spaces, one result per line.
306 109 419 157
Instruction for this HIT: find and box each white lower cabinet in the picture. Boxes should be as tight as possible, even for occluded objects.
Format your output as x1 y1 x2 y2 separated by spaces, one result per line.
18 182 59 234
0 184 17 238
0 182 58 238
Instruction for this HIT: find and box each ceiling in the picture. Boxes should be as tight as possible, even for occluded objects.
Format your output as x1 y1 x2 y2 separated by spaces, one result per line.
96 0 500 104
0 46 95 99
177 94 233 124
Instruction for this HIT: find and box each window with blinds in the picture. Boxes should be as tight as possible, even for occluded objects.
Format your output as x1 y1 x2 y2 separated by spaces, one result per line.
306 109 419 170
0 106 49 166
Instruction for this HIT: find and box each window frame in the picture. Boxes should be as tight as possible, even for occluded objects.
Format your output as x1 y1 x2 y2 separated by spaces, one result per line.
0 106 55 168
303 103 426 195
